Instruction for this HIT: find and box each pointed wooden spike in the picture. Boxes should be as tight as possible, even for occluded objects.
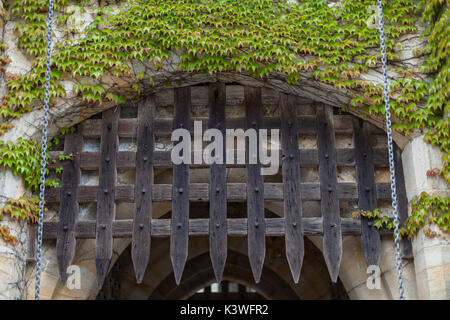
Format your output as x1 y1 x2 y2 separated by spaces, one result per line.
394 144 413 259
170 87 191 286
96 259 111 288
95 108 119 288
171 253 186 285
280 93 304 284
316 104 342 283
131 97 155 284
245 87 265 283
208 82 227 284
57 226 75 287
56 127 82 287
353 118 381 266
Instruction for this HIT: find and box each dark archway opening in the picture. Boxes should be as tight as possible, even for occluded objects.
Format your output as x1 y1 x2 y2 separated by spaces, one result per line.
189 281 265 300
97 236 349 300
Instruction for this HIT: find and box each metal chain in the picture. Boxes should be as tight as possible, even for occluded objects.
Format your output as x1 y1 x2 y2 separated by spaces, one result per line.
377 0 405 300
35 0 54 300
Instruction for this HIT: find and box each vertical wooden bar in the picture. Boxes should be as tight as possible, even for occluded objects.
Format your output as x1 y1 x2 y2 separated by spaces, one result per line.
171 87 191 285
280 93 304 284
56 127 82 286
27 224 37 262
208 83 227 283
245 86 265 283
132 96 155 283
353 118 381 266
316 104 342 283
95 108 119 288
394 144 413 259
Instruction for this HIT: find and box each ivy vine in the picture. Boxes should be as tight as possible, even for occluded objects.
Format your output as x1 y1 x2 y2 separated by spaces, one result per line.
0 194 44 244
0 138 58 244
353 192 450 239
0 0 448 243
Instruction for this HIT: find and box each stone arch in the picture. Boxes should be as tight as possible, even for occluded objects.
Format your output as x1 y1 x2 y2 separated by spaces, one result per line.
1 75 409 148
103 231 339 300
148 250 300 300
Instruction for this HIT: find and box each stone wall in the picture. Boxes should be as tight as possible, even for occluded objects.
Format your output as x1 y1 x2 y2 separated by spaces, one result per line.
402 136 450 299
0 171 27 299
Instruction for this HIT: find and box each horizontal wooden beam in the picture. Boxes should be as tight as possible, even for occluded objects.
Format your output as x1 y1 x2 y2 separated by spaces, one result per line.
78 115 384 138
41 217 394 239
49 148 389 169
45 182 392 203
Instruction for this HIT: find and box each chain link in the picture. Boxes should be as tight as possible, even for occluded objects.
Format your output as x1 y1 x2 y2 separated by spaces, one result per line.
35 0 54 300
377 0 405 300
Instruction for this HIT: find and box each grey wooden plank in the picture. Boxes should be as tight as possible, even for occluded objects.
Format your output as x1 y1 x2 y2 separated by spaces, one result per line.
280 93 304 284
42 217 397 240
49 147 389 169
316 104 342 283
131 97 155 283
353 118 381 267
245 87 265 283
394 144 413 259
208 83 227 283
46 182 393 203
171 87 191 285
95 108 119 288
56 127 82 286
